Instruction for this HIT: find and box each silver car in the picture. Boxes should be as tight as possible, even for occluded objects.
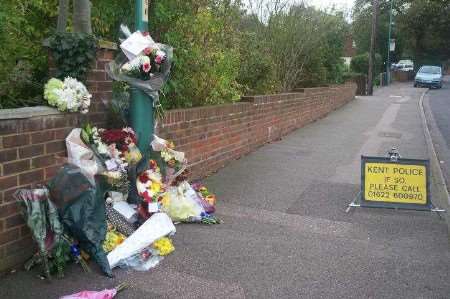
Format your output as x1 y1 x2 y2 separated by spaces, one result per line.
414 65 443 89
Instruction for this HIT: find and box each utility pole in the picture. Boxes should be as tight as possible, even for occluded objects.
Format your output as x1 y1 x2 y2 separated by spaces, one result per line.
368 0 379 96
131 0 153 155
386 0 394 85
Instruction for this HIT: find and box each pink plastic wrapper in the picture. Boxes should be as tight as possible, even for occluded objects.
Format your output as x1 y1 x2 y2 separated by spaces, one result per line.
59 289 117 299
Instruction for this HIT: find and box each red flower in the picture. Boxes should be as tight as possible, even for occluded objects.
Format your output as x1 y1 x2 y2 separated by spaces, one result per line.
140 190 153 203
138 172 150 183
100 129 137 152
142 32 150 37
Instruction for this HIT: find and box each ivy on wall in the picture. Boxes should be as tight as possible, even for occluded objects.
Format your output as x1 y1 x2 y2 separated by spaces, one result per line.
48 32 97 82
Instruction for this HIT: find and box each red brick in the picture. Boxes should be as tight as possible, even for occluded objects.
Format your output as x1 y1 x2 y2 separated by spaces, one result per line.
0 176 18 190
101 50 115 60
0 228 20 245
0 149 17 163
0 220 3 232
20 225 31 237
96 60 109 70
87 70 106 81
5 236 34 255
43 116 67 129
2 159 30 175
44 165 61 180
31 155 56 168
53 128 72 139
31 131 54 144
45 140 65 154
19 169 44 185
0 202 19 219
4 214 24 229
18 144 44 159
19 118 44 133
97 81 112 92
0 121 18 135
2 134 30 148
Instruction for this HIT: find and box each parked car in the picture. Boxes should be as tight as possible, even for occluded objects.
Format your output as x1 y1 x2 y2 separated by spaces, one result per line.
392 59 414 71
414 65 443 88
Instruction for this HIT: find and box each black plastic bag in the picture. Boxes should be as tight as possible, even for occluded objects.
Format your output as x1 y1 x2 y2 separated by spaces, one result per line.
47 164 113 277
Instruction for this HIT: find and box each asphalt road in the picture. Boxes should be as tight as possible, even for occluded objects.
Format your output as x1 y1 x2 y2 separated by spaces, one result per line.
1 83 449 299
424 76 450 190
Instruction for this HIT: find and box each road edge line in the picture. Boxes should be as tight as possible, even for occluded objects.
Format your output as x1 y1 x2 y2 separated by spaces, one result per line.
419 89 450 238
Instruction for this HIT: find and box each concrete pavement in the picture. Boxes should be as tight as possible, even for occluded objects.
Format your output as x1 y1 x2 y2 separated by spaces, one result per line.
0 83 449 298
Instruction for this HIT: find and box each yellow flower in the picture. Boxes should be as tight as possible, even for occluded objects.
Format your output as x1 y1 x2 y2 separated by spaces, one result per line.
152 237 175 256
103 230 126 252
161 193 170 206
151 181 161 194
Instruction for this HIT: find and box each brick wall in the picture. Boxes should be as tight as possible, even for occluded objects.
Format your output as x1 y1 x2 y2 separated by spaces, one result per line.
0 47 356 272
158 83 356 179
0 46 115 272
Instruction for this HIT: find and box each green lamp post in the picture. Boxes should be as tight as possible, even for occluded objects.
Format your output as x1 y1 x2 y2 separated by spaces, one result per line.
130 0 153 156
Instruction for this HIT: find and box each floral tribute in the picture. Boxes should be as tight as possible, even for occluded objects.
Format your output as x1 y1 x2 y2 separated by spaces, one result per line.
44 77 91 113
136 160 165 210
119 31 167 81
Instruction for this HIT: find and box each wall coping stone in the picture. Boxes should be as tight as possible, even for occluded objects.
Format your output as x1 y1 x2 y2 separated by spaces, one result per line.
0 106 60 120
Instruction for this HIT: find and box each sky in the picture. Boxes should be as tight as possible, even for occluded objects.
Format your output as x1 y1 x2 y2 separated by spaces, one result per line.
307 0 355 10
242 0 356 20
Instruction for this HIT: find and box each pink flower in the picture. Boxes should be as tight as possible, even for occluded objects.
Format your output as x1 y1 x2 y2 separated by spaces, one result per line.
155 50 166 64
143 47 152 56
142 62 151 73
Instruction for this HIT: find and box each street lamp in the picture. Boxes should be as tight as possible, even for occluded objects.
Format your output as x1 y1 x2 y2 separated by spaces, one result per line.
386 0 394 85
130 0 153 156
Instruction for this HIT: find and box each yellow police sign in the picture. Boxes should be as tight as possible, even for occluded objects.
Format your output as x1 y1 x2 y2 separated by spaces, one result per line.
361 156 431 210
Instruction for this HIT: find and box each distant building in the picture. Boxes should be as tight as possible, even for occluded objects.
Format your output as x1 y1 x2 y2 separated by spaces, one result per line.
342 35 356 66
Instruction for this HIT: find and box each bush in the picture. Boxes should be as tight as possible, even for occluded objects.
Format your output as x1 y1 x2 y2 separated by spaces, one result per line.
350 52 383 75
150 1 242 108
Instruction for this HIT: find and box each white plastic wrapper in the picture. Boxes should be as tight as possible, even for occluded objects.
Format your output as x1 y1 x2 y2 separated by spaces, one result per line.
120 31 157 61
65 128 101 185
107 212 176 269
118 247 163 271
151 134 167 152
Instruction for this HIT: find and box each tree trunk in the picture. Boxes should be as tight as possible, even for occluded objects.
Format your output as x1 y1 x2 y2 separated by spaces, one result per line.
73 0 92 34
57 0 70 32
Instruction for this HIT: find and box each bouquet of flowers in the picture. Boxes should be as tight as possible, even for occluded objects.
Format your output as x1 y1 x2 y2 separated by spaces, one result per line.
106 26 172 108
151 135 186 184
120 46 167 80
160 181 220 224
44 77 91 114
136 160 165 213
81 124 142 193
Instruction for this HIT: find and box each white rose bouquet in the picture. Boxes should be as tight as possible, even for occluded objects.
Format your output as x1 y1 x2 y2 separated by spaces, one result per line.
44 77 91 114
